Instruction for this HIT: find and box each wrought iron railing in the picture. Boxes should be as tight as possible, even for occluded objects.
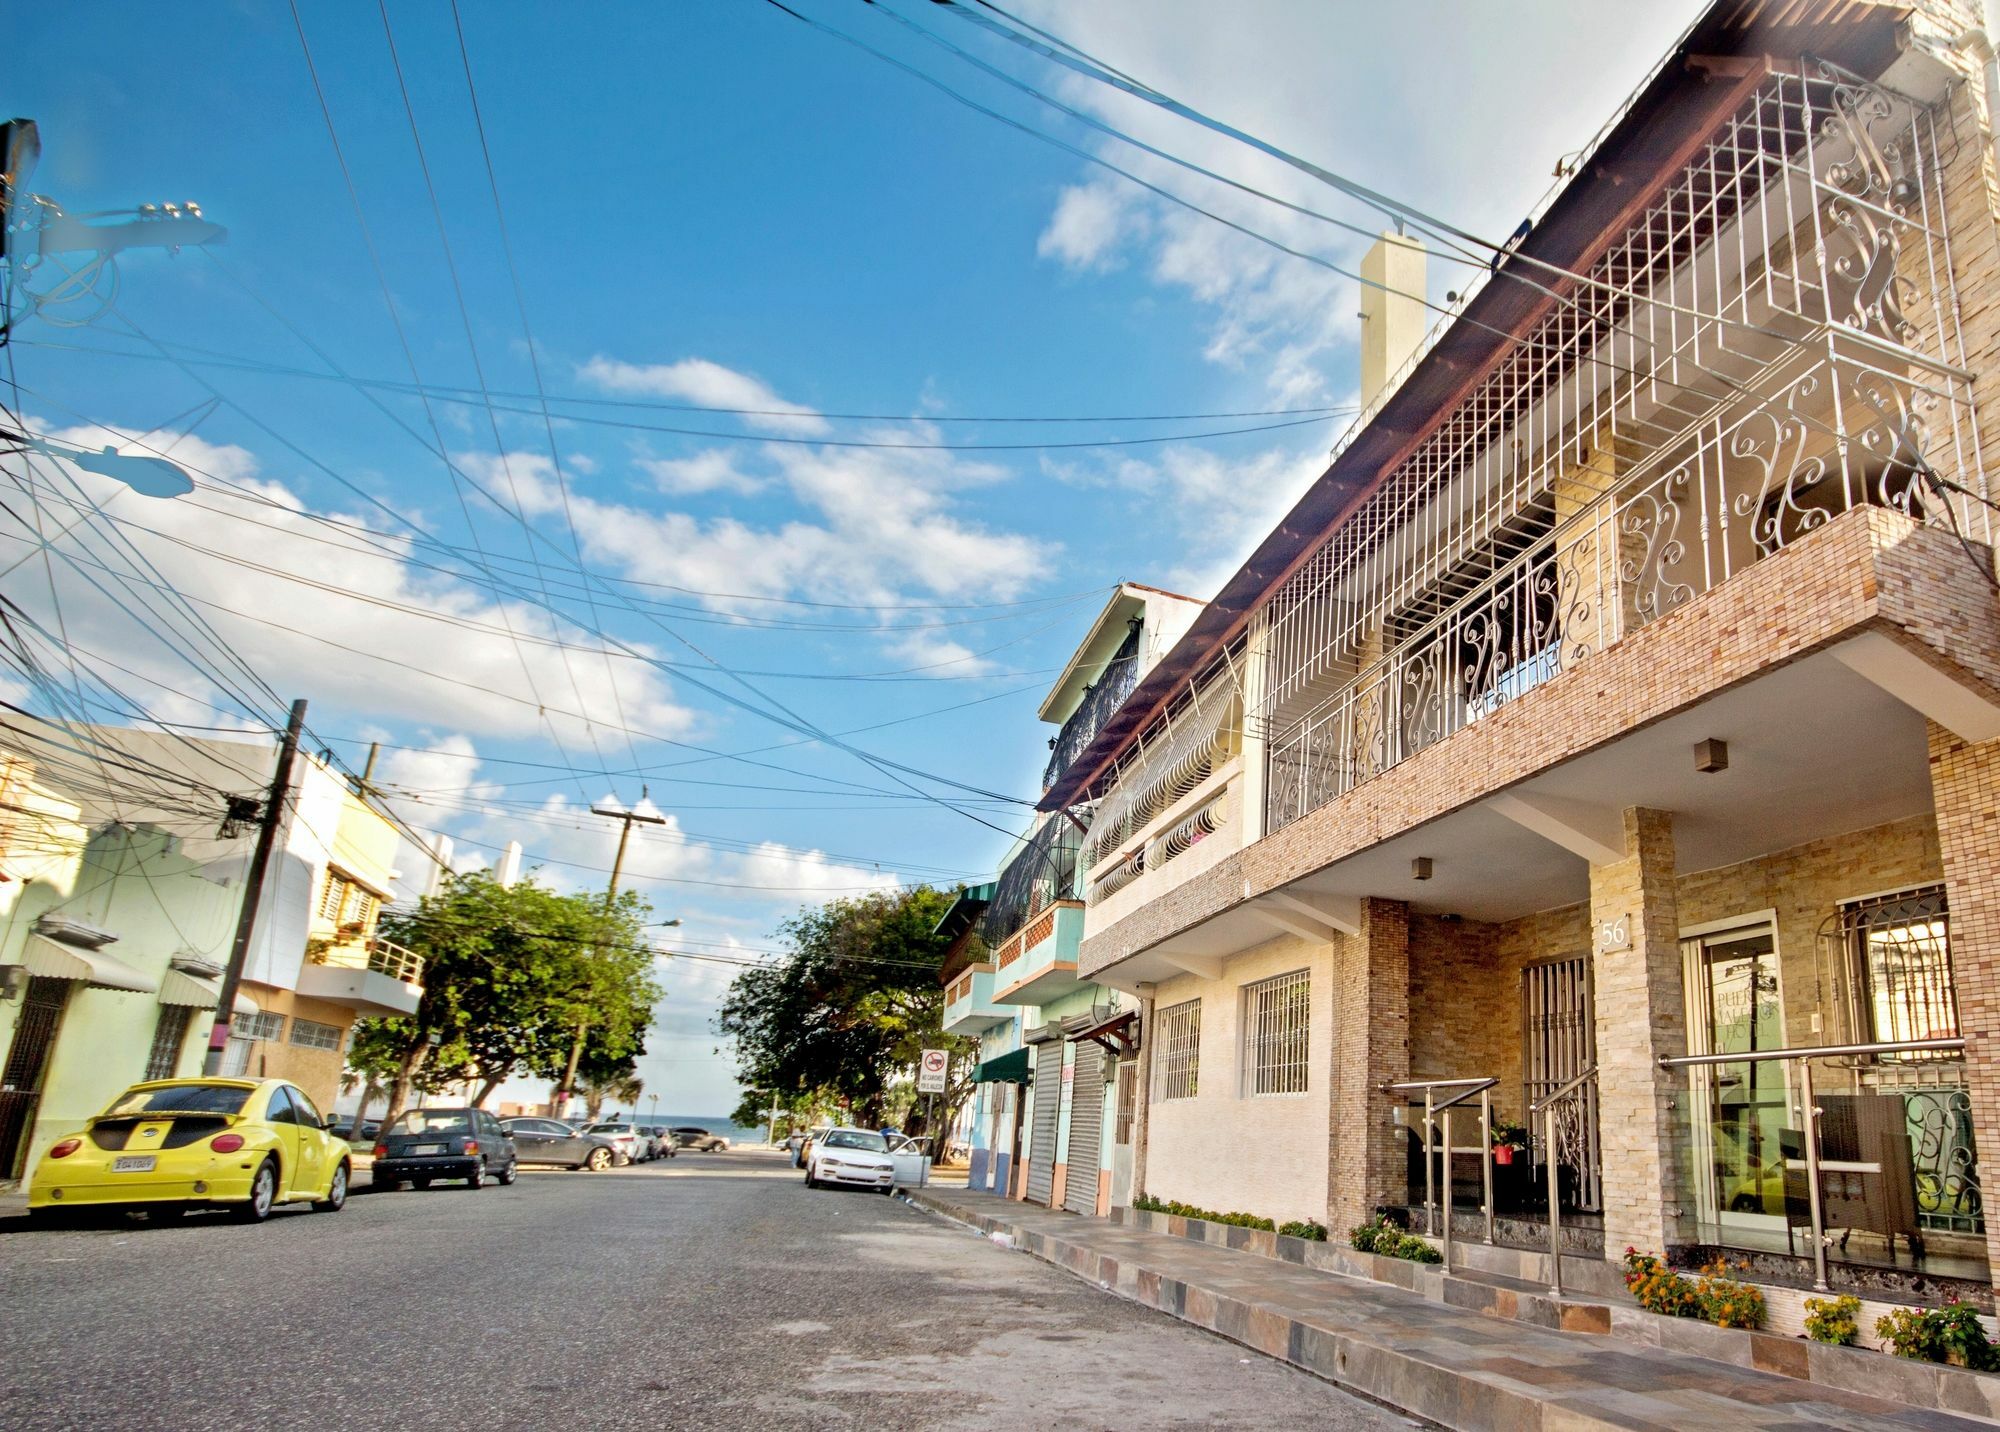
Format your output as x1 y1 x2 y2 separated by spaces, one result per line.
1258 62 1985 836
1044 626 1142 792
980 818 1083 948
1530 1066 1597 1298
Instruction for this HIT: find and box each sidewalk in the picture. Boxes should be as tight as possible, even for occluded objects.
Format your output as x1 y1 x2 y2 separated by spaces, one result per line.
907 1187 1989 1432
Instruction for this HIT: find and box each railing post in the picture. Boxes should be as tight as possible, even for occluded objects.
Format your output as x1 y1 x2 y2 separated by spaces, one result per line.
1423 1088 1436 1236
1545 1101 1564 1299
1800 1059 1829 1293
1441 1105 1454 1274
1480 1086 1495 1247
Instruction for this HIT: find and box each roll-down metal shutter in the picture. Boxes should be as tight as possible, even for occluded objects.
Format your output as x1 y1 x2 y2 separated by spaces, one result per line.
1062 1043 1106 1215
1026 1038 1063 1205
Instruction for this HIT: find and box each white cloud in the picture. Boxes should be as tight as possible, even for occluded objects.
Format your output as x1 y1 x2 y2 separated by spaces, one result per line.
1014 0 1709 402
576 355 830 436
16 425 694 751
638 450 765 497
1038 179 1144 270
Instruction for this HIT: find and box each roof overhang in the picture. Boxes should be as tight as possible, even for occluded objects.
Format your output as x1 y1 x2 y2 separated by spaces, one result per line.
1039 0 1913 813
1038 583 1203 725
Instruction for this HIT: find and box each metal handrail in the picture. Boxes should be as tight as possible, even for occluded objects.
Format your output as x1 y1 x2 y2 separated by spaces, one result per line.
1529 1065 1596 1298
1656 1037 1964 1291
1384 1075 1499 1268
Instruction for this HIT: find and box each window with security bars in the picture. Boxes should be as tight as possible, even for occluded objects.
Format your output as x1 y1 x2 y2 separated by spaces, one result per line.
1153 999 1200 1101
1845 886 1955 1049
1243 970 1310 1095
289 1018 344 1051
145 1006 193 1081
235 1011 286 1044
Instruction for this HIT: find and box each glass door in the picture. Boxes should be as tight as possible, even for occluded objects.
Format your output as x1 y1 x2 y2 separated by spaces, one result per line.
1683 923 1789 1234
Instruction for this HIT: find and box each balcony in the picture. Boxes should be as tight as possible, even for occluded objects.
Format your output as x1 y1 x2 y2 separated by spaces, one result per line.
943 962 1011 1035
991 901 1086 1005
298 936 425 1018
1044 626 1140 791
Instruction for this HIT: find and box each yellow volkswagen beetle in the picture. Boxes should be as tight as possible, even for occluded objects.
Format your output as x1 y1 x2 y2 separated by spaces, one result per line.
28 1077 352 1225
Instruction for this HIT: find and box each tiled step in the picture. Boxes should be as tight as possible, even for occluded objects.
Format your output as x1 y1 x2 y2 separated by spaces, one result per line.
909 1189 1995 1432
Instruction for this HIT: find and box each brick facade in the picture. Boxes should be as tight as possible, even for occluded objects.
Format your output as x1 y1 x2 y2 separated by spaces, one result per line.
1328 899 1410 1231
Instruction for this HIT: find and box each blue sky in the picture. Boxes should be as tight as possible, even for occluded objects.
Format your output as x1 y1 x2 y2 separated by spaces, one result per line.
5 0 1704 1112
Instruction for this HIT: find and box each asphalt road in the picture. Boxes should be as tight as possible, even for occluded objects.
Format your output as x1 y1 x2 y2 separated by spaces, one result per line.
0 1150 1421 1431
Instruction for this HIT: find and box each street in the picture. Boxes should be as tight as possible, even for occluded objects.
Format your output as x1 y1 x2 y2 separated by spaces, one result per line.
0 1149 1418 1431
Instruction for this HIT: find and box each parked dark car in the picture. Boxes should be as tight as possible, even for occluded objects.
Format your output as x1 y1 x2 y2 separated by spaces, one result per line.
500 1117 619 1171
371 1108 516 1191
333 1117 380 1141
669 1125 729 1152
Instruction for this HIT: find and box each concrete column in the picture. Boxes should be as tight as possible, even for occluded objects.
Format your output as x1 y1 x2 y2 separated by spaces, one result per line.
1328 898 1410 1232
1927 720 2000 1276
1590 807 1691 1258
1132 987 1156 1201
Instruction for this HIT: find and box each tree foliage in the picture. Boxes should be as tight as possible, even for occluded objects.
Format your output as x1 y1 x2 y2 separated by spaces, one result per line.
348 870 660 1121
717 887 971 1132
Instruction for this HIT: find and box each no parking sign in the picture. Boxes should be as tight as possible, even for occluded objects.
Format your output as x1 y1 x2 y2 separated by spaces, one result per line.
918 1047 948 1094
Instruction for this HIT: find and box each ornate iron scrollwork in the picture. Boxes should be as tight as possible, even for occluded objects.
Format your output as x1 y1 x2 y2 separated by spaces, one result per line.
1814 61 1923 347
1619 470 1697 624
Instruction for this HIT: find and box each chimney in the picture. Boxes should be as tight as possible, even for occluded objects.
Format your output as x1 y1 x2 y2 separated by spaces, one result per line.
495 839 523 889
1358 229 1427 410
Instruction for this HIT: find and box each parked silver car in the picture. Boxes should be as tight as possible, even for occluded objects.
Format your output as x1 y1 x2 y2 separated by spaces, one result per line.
499 1117 620 1171
584 1120 649 1165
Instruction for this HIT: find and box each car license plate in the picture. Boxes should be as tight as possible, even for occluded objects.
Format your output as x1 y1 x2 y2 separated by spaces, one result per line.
112 1155 156 1173
411 1143 445 1155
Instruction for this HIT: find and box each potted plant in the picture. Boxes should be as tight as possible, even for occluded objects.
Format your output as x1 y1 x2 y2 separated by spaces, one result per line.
1491 1120 1529 1166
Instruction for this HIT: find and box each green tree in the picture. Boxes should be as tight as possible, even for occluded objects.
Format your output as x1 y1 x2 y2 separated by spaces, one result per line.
717 887 971 1136
351 870 660 1126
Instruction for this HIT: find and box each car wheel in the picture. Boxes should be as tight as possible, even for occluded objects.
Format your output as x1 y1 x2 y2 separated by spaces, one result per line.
314 1160 350 1213
497 1159 518 1186
236 1158 278 1223
467 1160 487 1190
586 1147 613 1172
804 1168 817 1189
411 1177 432 1190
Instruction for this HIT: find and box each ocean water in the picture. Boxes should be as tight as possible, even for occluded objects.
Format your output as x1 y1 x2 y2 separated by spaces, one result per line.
629 1113 771 1144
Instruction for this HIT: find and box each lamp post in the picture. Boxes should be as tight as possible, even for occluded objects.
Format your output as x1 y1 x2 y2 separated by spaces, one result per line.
550 789 672 1116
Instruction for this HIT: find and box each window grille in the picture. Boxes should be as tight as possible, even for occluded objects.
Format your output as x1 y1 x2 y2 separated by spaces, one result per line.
289 1017 344 1051
1244 970 1310 1096
144 1006 192 1081
235 1011 286 1044
1844 886 1955 1050
1153 1000 1200 1101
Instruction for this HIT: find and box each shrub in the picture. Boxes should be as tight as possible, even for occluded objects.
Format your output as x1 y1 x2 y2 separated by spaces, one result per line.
1692 1259 1765 1330
1392 1231 1443 1264
1804 1295 1861 1346
1278 1219 1328 1242
1349 1216 1397 1253
1131 1194 1275 1231
1878 1302 1999 1370
1622 1248 1699 1318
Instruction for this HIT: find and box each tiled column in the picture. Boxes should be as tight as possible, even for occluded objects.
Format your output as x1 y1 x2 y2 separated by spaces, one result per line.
1328 898 1410 1231
1590 807 1691 1258
1928 720 2000 1277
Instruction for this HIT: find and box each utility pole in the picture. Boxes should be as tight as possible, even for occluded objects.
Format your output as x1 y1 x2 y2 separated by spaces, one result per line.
550 789 670 1115
204 699 307 1076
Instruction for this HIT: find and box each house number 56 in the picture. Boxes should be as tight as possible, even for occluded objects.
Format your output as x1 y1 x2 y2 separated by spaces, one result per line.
1597 915 1632 954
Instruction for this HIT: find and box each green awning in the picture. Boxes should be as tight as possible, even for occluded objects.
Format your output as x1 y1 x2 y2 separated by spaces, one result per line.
972 1048 1031 1084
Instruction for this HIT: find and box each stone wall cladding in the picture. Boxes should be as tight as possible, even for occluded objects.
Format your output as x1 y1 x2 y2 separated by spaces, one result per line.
1080 510 2000 980
1143 931 1333 1224
1927 721 2000 1276
1328 899 1410 1232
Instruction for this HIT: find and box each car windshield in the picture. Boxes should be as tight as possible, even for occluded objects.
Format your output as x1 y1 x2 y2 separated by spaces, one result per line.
588 1123 632 1134
387 1111 471 1136
106 1083 251 1118
822 1130 888 1152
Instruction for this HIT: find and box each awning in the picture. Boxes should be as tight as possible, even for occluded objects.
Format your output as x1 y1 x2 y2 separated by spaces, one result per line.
1066 1008 1140 1058
18 934 157 993
158 968 259 1016
972 1048 1031 1084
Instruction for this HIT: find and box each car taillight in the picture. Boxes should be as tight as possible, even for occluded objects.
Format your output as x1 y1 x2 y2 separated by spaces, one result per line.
372 1143 388 1159
464 1140 479 1155
49 1138 81 1159
210 1133 245 1154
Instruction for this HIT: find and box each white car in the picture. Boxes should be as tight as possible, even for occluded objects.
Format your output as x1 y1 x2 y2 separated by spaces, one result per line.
585 1121 647 1165
804 1127 895 1194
